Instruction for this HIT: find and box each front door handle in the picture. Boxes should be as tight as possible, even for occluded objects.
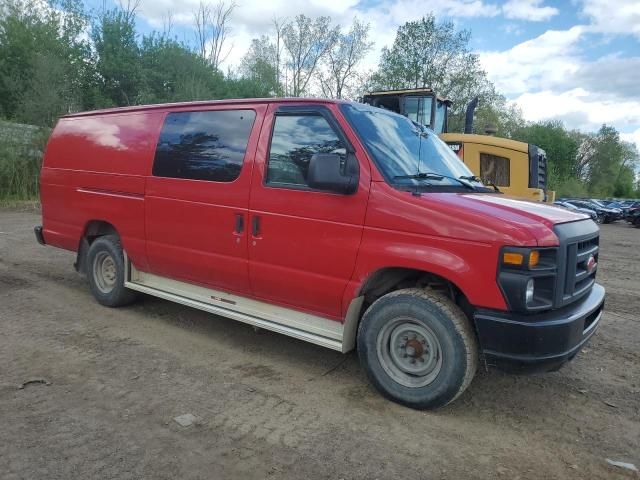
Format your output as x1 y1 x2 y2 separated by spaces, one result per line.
235 214 244 234
252 216 260 237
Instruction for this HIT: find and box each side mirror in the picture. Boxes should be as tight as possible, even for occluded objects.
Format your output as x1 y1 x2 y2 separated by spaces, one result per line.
307 153 359 194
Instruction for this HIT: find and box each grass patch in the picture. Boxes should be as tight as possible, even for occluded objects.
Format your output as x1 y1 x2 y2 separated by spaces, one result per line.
0 198 40 210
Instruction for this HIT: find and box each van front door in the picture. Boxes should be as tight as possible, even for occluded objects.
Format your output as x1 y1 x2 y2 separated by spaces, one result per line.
247 104 370 320
145 107 264 294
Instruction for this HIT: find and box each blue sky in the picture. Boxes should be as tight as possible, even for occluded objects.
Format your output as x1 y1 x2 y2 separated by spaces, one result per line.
92 0 640 149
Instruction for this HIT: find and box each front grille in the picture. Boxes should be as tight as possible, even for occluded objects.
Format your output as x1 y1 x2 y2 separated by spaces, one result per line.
554 221 600 308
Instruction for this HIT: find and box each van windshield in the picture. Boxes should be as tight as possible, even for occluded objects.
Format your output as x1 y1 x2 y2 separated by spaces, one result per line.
341 103 483 190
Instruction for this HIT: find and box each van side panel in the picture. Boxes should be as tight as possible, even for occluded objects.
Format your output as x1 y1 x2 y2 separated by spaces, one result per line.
40 112 163 269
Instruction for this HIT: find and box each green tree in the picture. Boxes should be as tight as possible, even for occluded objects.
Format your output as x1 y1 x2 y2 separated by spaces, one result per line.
239 36 281 96
0 0 89 125
281 15 338 96
473 99 525 138
91 8 141 106
139 33 225 103
514 120 580 189
319 18 372 99
586 125 625 196
612 142 639 197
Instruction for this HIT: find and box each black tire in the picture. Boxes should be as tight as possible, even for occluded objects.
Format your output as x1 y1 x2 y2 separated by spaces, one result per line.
357 288 478 409
603 216 612 224
86 234 137 307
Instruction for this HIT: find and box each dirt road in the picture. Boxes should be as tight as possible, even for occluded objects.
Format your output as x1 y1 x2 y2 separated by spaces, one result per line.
1 208 638 479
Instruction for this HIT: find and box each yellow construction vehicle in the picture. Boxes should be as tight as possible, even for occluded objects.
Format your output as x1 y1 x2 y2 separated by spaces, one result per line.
362 89 553 202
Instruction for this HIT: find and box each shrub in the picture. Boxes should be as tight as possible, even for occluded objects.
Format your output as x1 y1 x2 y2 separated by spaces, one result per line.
0 122 48 200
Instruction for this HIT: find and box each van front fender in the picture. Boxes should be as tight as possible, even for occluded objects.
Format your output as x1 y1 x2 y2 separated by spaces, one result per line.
342 231 508 319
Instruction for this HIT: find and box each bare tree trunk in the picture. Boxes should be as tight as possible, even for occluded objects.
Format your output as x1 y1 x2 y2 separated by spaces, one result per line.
193 1 235 69
273 17 285 94
193 1 211 60
209 1 236 70
118 0 140 23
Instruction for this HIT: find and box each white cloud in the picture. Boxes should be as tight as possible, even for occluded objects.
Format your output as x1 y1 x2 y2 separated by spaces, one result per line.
479 26 584 95
502 23 524 35
578 0 640 38
514 89 640 131
502 0 558 21
621 127 640 145
385 0 500 24
480 26 640 151
573 55 640 101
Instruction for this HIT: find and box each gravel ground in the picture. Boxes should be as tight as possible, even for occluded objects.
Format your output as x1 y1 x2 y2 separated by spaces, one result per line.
1 208 638 479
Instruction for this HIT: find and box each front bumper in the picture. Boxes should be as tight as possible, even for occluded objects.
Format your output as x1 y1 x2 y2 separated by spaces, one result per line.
474 284 605 373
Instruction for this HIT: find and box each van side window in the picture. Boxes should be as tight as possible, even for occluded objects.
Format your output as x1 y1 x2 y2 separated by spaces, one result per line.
266 114 346 188
153 110 256 182
480 153 510 187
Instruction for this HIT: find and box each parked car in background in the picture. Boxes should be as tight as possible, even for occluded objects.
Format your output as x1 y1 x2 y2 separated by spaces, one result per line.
602 200 629 215
553 201 601 223
628 208 640 227
561 199 620 223
553 200 603 223
621 200 640 209
621 201 640 221
626 204 640 223
590 199 623 219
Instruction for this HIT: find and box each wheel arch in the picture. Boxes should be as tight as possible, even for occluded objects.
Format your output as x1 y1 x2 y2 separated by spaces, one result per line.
342 266 477 353
75 220 121 274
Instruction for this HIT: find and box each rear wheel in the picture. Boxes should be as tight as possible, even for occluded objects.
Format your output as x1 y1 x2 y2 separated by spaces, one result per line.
86 234 137 307
357 288 478 409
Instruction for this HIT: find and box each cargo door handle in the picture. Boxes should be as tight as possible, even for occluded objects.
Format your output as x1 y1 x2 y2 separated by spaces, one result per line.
235 214 244 234
252 216 260 237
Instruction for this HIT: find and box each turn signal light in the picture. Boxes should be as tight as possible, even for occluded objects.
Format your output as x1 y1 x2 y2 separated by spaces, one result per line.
503 252 524 266
528 250 540 268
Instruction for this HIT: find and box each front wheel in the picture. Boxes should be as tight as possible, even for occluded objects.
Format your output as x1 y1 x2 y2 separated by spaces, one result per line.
357 288 478 409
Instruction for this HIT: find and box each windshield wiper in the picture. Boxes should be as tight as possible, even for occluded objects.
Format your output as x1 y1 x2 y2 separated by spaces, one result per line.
394 172 477 191
460 175 500 192
459 175 480 182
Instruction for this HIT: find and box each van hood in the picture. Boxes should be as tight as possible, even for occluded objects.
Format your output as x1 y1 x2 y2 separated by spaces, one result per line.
369 183 593 248
466 194 588 228
419 191 591 246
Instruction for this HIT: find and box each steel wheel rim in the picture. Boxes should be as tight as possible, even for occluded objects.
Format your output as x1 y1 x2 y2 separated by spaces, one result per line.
376 316 443 388
93 251 117 294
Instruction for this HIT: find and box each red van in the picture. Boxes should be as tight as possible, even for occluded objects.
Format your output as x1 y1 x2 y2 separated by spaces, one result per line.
35 98 605 408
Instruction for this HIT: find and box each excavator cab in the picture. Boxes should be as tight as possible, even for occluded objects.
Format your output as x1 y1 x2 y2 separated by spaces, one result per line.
362 89 452 134
361 88 553 202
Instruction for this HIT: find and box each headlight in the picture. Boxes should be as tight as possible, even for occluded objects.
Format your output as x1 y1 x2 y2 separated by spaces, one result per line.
498 247 557 312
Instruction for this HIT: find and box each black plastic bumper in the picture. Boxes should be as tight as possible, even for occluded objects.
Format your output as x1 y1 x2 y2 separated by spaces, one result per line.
34 226 45 245
474 284 605 373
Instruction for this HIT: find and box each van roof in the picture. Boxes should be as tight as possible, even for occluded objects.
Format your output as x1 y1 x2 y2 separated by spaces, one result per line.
62 97 348 118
